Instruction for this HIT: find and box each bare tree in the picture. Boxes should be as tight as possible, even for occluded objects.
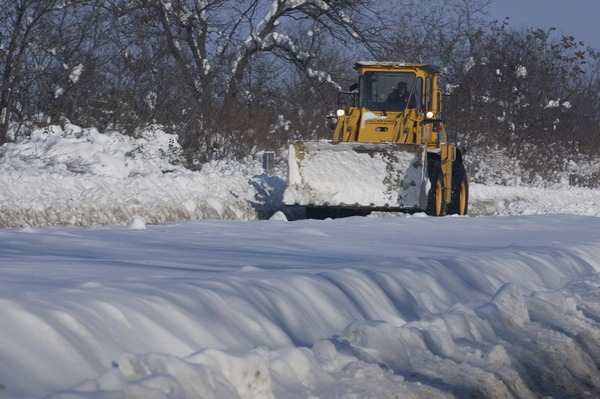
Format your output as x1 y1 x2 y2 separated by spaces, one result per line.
104 0 379 161
111 0 376 100
446 0 492 55
0 0 88 143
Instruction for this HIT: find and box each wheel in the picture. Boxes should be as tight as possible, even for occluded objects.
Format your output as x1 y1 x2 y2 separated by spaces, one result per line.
448 162 469 215
425 158 446 216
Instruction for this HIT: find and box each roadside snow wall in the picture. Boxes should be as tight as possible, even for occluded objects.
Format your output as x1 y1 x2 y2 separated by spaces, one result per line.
0 124 283 227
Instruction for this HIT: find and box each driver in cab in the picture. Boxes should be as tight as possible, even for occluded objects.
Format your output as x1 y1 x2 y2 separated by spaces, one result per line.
386 81 415 109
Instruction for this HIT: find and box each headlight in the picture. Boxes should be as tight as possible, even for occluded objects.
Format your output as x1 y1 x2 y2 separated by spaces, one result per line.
336 109 346 117
426 111 435 119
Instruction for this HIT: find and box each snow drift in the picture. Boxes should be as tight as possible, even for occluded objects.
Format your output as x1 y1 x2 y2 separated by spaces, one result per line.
1 215 600 399
0 125 282 227
1 124 599 228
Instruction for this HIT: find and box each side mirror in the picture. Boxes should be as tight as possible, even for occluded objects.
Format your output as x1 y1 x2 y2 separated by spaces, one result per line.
348 83 358 92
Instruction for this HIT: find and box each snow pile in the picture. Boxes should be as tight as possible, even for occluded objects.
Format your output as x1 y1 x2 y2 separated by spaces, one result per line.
467 143 600 188
283 141 427 208
2 124 185 177
1 215 600 398
0 125 283 227
470 183 600 217
65 280 600 399
1 124 598 229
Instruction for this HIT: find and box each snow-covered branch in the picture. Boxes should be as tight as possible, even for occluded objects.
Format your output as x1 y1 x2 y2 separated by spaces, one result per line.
226 0 371 100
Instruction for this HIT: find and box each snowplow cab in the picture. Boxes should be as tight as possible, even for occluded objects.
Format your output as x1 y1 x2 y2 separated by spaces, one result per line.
333 62 443 144
283 62 469 218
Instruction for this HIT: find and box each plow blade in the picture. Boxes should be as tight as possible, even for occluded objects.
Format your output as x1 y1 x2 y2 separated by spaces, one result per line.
283 141 429 210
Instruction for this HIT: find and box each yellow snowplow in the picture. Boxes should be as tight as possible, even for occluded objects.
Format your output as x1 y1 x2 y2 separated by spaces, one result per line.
283 62 469 218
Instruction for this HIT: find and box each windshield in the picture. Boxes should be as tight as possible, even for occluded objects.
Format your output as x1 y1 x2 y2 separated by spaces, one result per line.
360 71 420 112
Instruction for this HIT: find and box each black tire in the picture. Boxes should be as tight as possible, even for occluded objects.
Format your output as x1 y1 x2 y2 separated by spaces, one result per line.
448 162 469 215
425 158 445 216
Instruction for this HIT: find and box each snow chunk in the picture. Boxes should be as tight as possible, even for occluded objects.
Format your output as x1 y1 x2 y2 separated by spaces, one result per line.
128 216 146 230
487 283 530 329
269 211 288 221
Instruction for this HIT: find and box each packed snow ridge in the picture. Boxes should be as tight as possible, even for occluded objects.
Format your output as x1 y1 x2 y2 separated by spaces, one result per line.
2 214 600 398
0 124 282 227
0 124 598 228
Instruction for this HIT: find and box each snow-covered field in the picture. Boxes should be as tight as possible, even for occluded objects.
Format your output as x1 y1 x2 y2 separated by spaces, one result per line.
1 125 600 398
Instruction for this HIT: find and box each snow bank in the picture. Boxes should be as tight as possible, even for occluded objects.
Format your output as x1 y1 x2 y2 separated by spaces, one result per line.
470 183 600 217
1 124 599 229
1 215 599 398
58 279 600 399
0 125 284 227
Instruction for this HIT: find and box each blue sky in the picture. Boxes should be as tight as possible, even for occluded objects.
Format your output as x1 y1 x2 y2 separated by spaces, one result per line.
488 0 600 49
